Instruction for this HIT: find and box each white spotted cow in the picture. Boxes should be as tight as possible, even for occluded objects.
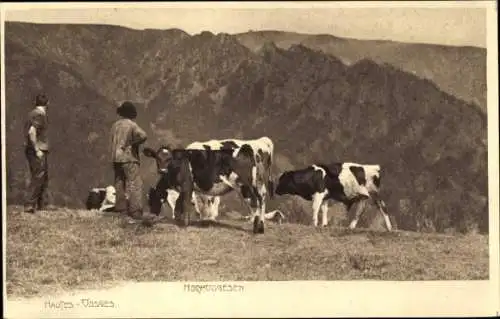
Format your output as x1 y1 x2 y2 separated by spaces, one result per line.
147 137 274 222
274 162 392 231
143 138 274 234
265 210 286 224
242 209 286 224
86 185 116 212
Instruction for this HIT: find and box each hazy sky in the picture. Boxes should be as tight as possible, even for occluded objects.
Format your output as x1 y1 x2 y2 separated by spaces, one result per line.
3 2 490 48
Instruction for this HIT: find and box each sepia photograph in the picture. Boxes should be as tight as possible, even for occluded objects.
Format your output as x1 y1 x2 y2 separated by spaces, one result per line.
1 1 499 318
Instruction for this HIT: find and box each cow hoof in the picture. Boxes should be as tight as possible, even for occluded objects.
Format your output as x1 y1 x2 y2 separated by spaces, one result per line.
253 217 265 234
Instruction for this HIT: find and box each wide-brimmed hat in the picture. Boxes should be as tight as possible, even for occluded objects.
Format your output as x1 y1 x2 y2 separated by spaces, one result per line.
117 101 137 119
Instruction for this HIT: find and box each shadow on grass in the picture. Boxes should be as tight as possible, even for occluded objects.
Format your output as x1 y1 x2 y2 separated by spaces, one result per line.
190 220 248 232
330 227 400 238
100 211 126 218
117 215 249 233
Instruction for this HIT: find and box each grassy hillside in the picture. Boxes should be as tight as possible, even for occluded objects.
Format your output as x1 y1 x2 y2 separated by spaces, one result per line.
6 206 489 298
4 22 488 234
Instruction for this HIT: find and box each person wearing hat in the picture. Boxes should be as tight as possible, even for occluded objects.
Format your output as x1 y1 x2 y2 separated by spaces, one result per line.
110 101 148 220
24 93 50 213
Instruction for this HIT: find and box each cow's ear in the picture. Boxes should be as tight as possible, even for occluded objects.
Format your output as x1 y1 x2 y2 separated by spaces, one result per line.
143 147 157 158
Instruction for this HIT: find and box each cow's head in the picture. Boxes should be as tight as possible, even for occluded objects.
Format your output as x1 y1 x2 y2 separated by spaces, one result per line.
143 145 173 174
364 165 382 194
274 171 294 196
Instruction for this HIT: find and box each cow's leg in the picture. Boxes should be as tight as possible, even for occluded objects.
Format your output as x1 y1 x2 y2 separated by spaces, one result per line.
166 190 179 219
173 193 183 222
238 185 255 220
177 162 195 227
175 191 185 225
202 196 216 221
311 191 327 227
243 185 264 234
372 196 392 231
320 200 329 227
208 196 220 221
175 188 195 227
250 187 260 227
349 197 368 229
254 183 268 233
191 192 204 219
260 186 267 217
192 193 203 219
195 195 216 221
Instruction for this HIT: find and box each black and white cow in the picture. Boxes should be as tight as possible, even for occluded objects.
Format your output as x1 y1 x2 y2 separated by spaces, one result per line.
85 185 116 212
147 137 274 222
143 140 273 234
242 209 286 224
274 162 392 231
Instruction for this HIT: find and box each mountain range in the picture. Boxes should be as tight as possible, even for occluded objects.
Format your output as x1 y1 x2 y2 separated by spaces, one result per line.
4 22 488 233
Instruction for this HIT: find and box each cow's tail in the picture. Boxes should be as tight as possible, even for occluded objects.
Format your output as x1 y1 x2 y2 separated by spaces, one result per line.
267 147 275 200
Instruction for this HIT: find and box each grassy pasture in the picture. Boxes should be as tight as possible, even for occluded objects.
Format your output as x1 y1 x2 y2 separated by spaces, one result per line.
5 205 488 298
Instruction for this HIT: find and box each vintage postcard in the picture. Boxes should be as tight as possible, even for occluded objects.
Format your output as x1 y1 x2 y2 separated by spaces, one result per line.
1 1 499 318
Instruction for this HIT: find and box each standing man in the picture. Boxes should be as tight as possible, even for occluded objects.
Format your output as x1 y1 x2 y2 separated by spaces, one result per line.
110 101 148 220
24 93 50 214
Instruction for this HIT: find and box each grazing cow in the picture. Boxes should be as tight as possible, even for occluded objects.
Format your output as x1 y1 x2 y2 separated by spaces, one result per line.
147 137 274 222
143 142 272 234
86 185 116 212
274 163 392 231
